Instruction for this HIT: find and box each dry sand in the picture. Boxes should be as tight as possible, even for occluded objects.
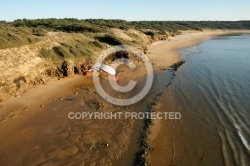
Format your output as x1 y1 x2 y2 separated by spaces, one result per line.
0 30 249 165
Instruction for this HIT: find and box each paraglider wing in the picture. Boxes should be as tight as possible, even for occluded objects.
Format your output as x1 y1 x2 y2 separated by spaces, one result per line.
99 64 116 76
87 63 117 80
90 63 102 71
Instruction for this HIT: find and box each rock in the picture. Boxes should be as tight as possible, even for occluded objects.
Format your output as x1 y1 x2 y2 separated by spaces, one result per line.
62 60 74 76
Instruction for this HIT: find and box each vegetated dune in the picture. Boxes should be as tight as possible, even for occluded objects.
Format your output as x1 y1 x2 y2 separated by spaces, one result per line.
0 28 151 101
0 19 250 101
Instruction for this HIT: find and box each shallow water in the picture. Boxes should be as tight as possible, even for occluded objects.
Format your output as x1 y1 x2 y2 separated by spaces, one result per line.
151 34 250 165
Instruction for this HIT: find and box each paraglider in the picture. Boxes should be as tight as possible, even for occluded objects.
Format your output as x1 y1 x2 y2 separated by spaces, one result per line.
87 63 119 81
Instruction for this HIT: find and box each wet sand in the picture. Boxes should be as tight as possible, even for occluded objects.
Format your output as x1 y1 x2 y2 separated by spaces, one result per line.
0 30 249 165
147 31 250 166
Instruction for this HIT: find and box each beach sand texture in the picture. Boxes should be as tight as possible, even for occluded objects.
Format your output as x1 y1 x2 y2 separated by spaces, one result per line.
0 30 249 165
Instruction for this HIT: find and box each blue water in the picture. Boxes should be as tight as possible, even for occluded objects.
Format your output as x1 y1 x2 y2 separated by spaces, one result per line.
166 34 250 165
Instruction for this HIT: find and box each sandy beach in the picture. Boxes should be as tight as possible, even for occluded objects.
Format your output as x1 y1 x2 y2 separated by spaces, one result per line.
0 30 249 165
148 29 250 71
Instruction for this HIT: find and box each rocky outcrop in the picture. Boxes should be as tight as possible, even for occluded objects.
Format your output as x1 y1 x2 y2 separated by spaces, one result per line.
0 59 90 102
44 60 90 77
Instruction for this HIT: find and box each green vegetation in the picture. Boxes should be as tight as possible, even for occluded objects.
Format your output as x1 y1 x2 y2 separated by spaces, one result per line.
0 23 41 49
0 18 249 60
8 19 250 34
95 34 124 45
39 37 105 61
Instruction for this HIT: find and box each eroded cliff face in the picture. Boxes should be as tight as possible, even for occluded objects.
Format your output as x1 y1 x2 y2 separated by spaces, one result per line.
0 28 168 101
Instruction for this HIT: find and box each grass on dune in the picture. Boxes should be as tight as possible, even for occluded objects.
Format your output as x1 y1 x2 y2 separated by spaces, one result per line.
0 25 44 49
38 36 106 61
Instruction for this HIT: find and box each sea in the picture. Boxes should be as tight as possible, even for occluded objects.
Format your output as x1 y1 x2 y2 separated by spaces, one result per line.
157 34 250 165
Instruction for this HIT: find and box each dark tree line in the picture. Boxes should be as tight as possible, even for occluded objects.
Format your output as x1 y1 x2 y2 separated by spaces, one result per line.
7 18 250 33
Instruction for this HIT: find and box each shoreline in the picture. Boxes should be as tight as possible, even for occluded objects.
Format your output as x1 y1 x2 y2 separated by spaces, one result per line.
139 29 250 165
0 30 230 116
148 29 250 71
0 30 250 165
146 32 250 165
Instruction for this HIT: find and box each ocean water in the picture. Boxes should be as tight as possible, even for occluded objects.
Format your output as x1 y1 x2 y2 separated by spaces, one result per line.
155 34 250 165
